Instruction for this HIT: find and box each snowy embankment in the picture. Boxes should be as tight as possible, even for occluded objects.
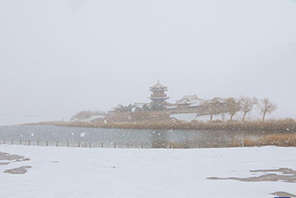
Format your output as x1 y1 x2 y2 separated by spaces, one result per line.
0 145 296 198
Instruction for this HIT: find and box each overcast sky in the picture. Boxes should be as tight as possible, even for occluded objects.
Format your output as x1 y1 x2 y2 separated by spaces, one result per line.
1 0 296 125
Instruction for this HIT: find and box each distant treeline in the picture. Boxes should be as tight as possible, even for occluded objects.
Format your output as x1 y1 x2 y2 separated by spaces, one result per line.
69 96 277 124
113 96 276 121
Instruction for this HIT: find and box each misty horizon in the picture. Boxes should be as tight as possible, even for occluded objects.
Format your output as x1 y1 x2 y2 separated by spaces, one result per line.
1 0 296 125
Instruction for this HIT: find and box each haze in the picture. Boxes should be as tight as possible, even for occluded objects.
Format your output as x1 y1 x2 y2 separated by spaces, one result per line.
1 0 296 125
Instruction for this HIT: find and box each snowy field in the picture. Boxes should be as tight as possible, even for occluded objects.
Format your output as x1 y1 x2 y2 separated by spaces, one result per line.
1 145 296 198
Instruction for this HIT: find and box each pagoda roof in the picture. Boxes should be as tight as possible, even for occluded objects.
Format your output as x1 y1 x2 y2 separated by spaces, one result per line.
150 80 167 90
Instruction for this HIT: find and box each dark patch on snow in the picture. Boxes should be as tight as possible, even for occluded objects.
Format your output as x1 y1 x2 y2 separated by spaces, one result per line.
271 191 296 197
0 162 10 165
0 151 27 161
207 168 296 183
4 166 32 175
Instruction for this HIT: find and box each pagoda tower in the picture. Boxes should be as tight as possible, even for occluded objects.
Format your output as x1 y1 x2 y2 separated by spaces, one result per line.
149 81 169 110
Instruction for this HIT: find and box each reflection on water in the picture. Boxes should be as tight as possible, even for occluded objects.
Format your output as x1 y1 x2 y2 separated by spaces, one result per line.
0 125 251 148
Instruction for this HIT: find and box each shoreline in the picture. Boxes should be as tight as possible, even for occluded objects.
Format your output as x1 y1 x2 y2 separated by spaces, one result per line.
18 120 296 148
21 119 296 133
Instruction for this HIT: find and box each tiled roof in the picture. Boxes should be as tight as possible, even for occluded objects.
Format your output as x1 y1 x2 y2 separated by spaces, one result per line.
150 80 167 89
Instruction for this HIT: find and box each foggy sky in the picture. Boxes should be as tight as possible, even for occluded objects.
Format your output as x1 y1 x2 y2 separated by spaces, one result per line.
1 0 296 125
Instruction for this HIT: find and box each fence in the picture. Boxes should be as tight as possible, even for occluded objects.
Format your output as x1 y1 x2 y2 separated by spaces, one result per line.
2 139 255 149
0 139 154 149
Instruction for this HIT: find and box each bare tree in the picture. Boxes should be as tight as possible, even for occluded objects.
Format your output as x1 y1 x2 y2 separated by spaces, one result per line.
239 96 257 121
202 98 224 121
257 98 277 121
225 97 240 120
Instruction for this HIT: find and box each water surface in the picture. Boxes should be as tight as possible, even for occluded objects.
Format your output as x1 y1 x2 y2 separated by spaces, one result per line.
0 125 245 148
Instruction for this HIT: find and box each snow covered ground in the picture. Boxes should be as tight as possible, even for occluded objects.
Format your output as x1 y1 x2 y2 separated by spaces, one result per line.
0 145 296 198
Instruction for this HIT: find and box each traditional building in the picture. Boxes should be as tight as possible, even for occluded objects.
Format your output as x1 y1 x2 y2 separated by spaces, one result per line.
149 81 169 110
105 81 236 123
176 95 204 109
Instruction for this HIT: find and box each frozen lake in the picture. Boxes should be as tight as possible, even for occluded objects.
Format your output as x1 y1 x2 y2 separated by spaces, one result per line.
0 125 249 148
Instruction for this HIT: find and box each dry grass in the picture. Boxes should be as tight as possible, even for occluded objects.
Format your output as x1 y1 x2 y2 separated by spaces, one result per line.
100 118 296 133
230 133 296 147
258 134 296 146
